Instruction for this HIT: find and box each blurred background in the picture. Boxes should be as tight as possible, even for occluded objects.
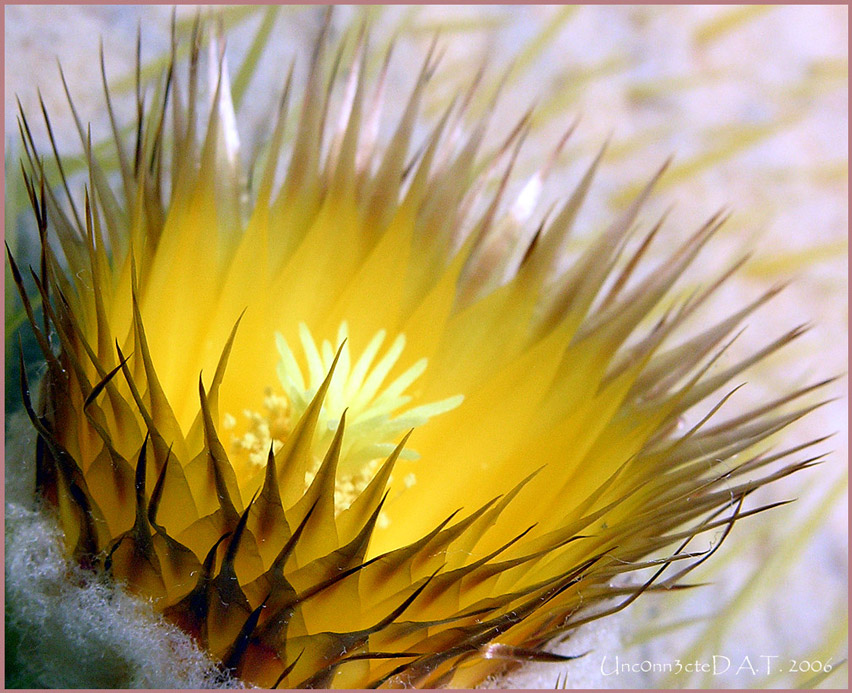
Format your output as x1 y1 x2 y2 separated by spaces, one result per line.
5 5 847 688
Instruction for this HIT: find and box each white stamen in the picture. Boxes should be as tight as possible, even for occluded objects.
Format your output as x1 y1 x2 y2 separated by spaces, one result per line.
229 323 464 519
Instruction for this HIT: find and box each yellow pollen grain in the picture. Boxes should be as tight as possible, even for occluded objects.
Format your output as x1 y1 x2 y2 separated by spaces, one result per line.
229 390 290 467
229 323 461 522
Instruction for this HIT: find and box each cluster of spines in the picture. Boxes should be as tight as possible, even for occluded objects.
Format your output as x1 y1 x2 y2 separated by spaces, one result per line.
8 10 834 688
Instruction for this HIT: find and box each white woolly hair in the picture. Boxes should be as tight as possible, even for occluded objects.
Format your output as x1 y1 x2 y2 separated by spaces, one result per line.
5 412 244 689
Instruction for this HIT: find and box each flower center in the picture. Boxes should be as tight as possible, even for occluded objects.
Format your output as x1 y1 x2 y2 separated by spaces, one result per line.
226 322 463 516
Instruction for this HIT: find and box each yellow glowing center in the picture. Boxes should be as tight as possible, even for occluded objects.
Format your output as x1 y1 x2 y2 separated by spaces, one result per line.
227 322 463 515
